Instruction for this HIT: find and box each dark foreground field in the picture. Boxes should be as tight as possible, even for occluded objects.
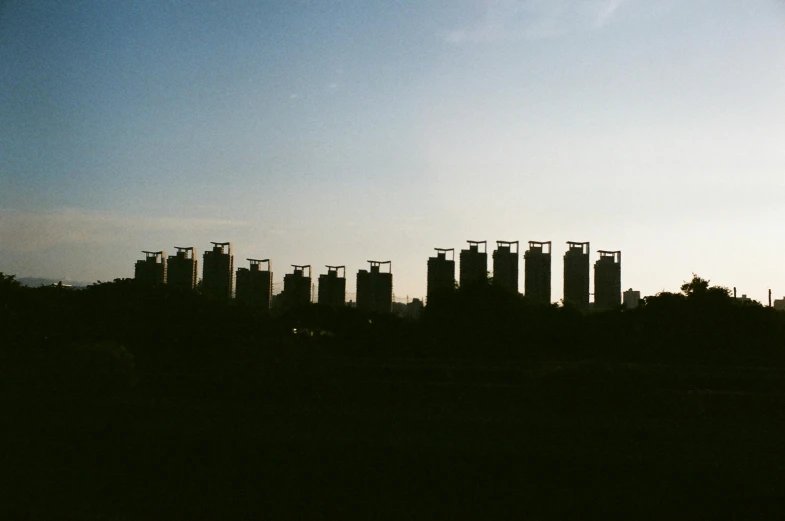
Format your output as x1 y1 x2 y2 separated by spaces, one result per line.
5 357 785 520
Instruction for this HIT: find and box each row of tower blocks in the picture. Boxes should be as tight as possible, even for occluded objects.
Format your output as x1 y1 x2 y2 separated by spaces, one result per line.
135 240 623 312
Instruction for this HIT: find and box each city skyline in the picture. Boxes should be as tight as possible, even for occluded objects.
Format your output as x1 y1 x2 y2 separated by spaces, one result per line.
14 231 784 306
128 238 623 307
2 1 785 303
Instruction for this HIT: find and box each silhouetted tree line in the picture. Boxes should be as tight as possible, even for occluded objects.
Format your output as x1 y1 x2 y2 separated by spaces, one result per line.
2 272 785 394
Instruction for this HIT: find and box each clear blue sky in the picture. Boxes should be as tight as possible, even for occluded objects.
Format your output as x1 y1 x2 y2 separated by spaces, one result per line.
2 0 785 302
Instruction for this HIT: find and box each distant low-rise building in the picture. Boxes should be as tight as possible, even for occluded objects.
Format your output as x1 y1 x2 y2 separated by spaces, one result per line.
393 298 423 319
623 288 640 309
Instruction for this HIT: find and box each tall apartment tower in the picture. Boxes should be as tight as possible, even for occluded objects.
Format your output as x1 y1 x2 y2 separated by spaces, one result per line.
356 261 393 313
563 241 590 311
167 247 197 290
493 241 519 293
524 241 551 304
282 265 312 309
459 240 487 288
427 248 455 304
594 250 622 311
236 259 272 310
134 251 167 285
318 265 346 308
202 242 234 299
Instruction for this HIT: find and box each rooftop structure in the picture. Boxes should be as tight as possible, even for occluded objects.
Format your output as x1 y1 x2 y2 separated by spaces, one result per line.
357 261 393 313
202 242 234 299
524 241 551 304
594 250 622 311
282 265 312 309
134 250 167 285
492 240 519 293
427 248 455 304
167 247 197 290
564 241 590 311
318 265 346 308
459 240 487 288
236 259 272 310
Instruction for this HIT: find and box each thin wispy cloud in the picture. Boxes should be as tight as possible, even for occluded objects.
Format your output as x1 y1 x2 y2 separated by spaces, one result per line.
0 207 245 253
442 0 640 44
595 0 625 27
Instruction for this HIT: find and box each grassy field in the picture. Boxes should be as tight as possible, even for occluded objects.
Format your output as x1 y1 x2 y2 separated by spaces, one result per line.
4 358 785 519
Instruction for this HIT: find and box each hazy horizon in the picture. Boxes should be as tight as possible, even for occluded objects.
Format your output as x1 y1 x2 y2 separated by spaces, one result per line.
3 1 785 302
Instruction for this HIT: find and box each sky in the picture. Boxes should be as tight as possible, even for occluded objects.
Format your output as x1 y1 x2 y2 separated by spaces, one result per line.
2 0 785 302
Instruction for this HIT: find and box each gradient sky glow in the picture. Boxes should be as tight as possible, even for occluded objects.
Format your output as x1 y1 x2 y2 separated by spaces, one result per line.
2 0 785 302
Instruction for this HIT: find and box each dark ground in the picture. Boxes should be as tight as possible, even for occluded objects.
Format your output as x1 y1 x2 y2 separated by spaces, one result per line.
4 357 785 520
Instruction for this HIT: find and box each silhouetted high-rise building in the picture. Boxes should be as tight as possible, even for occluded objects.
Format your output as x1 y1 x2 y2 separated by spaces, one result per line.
594 250 621 311
524 241 551 304
283 265 311 309
564 241 590 311
459 240 487 288
167 247 197 290
318 265 346 308
236 258 272 310
427 248 455 304
493 241 519 293
356 261 393 313
134 250 166 285
202 242 234 299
